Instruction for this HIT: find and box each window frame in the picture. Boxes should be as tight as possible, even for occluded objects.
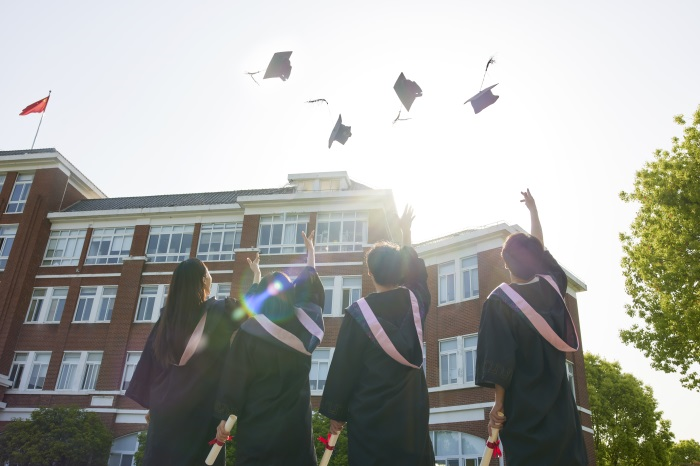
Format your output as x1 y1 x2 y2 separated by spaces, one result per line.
438 255 480 306
6 173 33 213
460 255 479 300
42 229 87 266
430 431 484 466
134 284 169 322
121 352 142 392
257 213 309 255
85 227 134 265
566 359 576 401
309 347 334 394
55 351 103 391
25 287 69 324
146 225 194 263
314 211 368 253
438 262 456 305
209 283 231 300
438 334 479 388
197 223 242 261
320 275 362 316
0 223 18 270
24 352 52 391
9 352 29 389
73 286 118 323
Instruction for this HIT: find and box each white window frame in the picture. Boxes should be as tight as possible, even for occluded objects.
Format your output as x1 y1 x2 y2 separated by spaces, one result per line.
566 359 576 401
430 431 485 466
12 351 52 391
6 173 33 213
209 283 231 300
0 224 18 270
461 255 479 300
25 287 69 324
121 352 142 391
438 262 456 305
9 352 29 389
257 213 309 255
0 174 5 192
73 286 117 323
439 334 478 388
85 227 134 265
320 275 362 316
135 285 169 322
197 223 242 261
42 229 87 266
310 347 334 394
55 351 103 391
146 225 194 263
109 433 140 466
315 211 368 253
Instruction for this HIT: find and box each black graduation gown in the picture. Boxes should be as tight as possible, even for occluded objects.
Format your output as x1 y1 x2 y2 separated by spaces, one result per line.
214 266 325 466
475 250 588 466
126 297 244 466
319 247 435 466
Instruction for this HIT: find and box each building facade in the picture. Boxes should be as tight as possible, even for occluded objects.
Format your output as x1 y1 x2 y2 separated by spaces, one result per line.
0 148 595 465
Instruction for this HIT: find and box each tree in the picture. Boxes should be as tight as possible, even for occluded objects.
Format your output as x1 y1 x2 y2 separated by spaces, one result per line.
0 406 112 466
619 104 700 391
584 353 674 465
670 439 700 466
312 411 348 466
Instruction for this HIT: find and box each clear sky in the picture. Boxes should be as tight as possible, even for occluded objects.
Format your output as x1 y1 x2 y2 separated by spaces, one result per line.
2 0 699 441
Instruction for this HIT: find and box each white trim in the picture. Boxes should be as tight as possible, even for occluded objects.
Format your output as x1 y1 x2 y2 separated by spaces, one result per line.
209 270 234 274
261 262 364 269
35 273 121 279
123 256 148 261
4 389 122 396
0 374 11 388
429 404 489 424
0 406 148 423
47 204 243 221
430 402 495 413
577 406 592 415
582 425 594 434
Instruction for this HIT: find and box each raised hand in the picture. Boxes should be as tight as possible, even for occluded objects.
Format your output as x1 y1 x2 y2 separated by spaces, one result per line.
520 188 537 212
247 253 261 284
399 205 415 246
302 230 315 251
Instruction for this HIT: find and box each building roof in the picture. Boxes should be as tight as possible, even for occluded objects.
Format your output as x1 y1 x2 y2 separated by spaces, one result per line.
62 187 297 212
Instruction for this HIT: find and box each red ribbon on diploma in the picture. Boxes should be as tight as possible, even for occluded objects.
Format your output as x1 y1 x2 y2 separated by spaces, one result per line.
208 436 232 447
318 433 335 451
486 439 502 458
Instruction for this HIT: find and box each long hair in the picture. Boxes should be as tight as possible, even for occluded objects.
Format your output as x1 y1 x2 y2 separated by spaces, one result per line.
153 258 209 365
501 232 545 281
366 241 404 286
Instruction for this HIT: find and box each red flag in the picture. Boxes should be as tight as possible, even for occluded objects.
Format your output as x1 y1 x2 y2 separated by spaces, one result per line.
20 95 50 116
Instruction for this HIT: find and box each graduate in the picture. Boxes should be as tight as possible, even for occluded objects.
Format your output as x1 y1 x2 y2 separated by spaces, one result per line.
214 230 325 466
319 206 435 466
475 190 588 465
126 258 246 466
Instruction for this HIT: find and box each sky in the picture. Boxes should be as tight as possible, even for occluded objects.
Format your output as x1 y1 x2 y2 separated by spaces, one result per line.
2 0 699 440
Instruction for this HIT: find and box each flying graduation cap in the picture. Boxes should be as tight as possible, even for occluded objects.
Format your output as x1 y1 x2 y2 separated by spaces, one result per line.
328 115 352 148
393 73 422 111
263 51 293 81
464 56 499 114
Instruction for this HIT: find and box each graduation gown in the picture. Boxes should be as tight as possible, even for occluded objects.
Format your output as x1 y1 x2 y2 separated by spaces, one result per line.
126 297 244 466
319 247 435 466
475 250 588 466
214 266 325 466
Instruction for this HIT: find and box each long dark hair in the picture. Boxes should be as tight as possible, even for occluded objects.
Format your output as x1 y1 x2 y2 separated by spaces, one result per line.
153 258 209 365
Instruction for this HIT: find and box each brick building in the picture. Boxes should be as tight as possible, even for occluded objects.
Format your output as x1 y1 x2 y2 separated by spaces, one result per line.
0 148 595 465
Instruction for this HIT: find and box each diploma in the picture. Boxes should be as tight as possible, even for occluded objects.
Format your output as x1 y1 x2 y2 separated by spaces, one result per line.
206 414 237 466
318 432 339 466
479 413 503 466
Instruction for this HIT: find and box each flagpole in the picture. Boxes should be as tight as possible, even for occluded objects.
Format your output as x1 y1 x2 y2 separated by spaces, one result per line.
30 90 51 150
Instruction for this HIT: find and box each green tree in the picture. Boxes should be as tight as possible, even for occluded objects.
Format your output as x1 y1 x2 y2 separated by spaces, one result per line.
312 411 348 466
0 406 112 466
585 353 674 466
670 439 700 466
134 430 147 466
619 104 700 391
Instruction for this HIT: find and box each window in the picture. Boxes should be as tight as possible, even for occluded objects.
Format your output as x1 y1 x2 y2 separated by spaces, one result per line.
9 353 28 389
109 433 140 466
0 224 18 270
42 229 87 266
25 287 68 323
85 228 134 264
73 286 117 322
0 174 5 192
6 174 33 213
315 212 368 252
121 352 142 391
438 262 456 305
146 225 194 263
310 348 332 391
423 342 427 377
56 352 102 391
439 335 478 387
210 283 231 300
27 352 51 390
461 256 479 299
258 214 308 254
197 223 242 261
135 285 169 322
431 431 485 466
320 276 362 315
566 360 576 401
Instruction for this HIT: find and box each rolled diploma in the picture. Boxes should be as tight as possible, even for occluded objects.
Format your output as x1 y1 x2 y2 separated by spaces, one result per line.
319 433 339 466
205 414 237 465
479 412 503 466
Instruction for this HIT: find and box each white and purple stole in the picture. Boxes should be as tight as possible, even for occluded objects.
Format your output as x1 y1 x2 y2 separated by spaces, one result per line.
251 306 325 356
490 274 580 352
350 288 424 369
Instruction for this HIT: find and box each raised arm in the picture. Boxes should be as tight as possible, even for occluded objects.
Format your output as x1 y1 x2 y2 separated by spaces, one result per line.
399 205 415 247
247 253 261 285
521 189 543 247
302 230 315 268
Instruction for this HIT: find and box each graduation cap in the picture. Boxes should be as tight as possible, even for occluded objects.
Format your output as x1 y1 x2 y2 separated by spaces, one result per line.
393 73 422 111
464 83 499 114
328 115 352 148
263 51 293 81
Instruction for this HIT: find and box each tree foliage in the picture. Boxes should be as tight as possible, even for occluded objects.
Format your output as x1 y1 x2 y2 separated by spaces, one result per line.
670 439 700 466
619 104 700 390
585 353 674 465
0 407 112 466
